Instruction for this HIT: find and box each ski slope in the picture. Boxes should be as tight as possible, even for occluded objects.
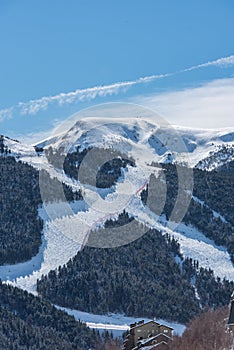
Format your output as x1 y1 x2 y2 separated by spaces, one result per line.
0 118 234 333
1 163 233 292
55 306 186 337
0 164 151 293
1 119 234 285
127 202 234 281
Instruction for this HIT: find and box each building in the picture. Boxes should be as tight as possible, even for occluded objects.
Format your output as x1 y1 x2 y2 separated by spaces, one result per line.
228 293 234 349
123 320 173 350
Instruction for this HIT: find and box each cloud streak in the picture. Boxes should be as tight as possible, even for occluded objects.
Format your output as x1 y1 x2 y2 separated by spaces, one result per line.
0 107 14 122
0 54 234 120
135 78 234 129
18 73 169 115
184 54 234 72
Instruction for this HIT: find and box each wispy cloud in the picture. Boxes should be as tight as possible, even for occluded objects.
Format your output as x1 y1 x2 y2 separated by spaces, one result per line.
0 54 234 121
0 107 14 122
184 54 234 72
18 73 168 115
135 78 234 129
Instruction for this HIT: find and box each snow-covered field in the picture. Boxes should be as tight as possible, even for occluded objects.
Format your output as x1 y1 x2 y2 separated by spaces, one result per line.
55 306 186 337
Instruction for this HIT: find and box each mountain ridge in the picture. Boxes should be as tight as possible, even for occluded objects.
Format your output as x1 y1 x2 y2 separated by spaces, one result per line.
2 119 234 170
0 119 233 332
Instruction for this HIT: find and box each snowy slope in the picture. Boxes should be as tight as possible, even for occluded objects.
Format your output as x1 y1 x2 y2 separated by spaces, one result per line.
55 306 186 337
0 118 234 333
1 119 234 286
0 165 151 292
36 118 234 168
0 135 37 158
126 199 234 281
196 144 234 171
1 118 234 170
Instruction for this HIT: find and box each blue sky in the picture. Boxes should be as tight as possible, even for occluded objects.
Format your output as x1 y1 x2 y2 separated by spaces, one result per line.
0 0 234 141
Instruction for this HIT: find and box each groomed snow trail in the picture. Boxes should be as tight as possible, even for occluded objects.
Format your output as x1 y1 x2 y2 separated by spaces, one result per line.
126 203 234 281
55 306 186 337
0 163 152 293
1 120 234 334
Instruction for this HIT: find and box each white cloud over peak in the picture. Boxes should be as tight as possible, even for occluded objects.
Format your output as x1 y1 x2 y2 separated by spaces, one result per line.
136 78 234 129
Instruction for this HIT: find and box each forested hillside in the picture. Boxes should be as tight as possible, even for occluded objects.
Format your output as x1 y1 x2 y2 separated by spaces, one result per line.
0 280 102 349
37 213 234 323
193 167 234 226
1 145 234 336
0 157 42 264
142 164 234 261
46 145 135 188
0 157 81 264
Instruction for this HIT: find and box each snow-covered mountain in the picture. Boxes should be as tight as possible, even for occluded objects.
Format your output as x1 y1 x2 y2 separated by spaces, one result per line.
0 119 234 333
1 119 234 170
0 135 37 158
35 118 234 168
196 143 234 171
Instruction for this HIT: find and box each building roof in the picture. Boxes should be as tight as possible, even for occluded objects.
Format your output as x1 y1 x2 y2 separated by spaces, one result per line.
139 341 169 350
158 324 174 330
138 333 172 346
151 341 169 348
131 320 173 331
151 334 172 341
131 320 159 330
